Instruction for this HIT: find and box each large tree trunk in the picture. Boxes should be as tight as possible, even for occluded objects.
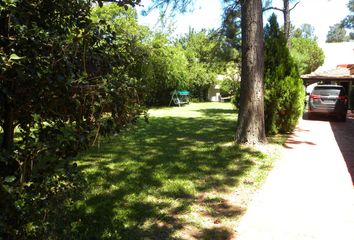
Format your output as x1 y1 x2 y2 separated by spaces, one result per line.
235 0 266 145
283 0 291 47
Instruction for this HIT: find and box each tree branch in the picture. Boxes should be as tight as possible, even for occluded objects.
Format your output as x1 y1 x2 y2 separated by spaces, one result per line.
263 6 284 13
289 1 300 12
263 1 300 13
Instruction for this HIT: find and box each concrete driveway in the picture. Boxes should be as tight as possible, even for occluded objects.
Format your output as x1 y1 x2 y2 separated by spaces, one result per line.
236 112 354 240
330 112 354 185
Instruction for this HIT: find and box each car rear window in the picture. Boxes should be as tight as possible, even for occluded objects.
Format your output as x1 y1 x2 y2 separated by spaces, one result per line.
312 87 343 96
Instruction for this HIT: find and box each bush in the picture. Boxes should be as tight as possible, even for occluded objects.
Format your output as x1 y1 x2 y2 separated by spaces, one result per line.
264 14 305 135
0 164 86 239
0 4 145 238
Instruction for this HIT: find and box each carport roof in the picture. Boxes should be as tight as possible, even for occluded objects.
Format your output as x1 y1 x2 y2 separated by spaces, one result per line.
301 42 354 83
302 66 354 82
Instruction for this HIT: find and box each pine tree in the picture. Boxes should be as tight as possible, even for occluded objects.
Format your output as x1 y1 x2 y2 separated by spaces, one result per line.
235 0 266 144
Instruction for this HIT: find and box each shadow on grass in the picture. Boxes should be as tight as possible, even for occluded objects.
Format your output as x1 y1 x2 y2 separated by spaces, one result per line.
70 105 265 239
193 226 236 240
196 108 237 117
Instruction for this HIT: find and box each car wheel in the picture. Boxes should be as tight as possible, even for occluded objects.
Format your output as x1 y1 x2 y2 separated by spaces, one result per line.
307 112 314 120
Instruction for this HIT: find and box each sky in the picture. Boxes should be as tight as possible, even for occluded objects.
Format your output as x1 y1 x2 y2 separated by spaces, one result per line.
137 0 351 43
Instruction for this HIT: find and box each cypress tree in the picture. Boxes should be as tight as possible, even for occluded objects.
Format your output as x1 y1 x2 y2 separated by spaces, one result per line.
264 14 305 134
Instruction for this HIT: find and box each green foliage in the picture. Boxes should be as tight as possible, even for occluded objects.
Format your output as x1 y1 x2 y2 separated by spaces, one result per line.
350 32 354 40
179 30 227 101
290 37 325 74
0 1 240 237
142 33 189 105
326 23 349 42
0 2 145 238
0 1 145 164
0 164 86 239
342 0 354 29
220 1 242 51
264 14 305 135
219 63 241 106
292 23 317 41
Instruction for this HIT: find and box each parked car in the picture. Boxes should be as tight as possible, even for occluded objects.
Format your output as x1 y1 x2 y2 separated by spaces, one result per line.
308 85 348 121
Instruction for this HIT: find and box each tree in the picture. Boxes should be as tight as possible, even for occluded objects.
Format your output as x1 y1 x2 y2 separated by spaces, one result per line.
1 1 147 238
350 32 354 40
291 37 324 74
293 23 317 40
179 30 224 101
235 0 266 144
0 0 93 151
264 14 304 134
145 0 267 144
220 0 242 51
326 23 349 42
263 0 300 47
292 23 318 40
143 33 189 105
342 0 354 29
0 0 144 151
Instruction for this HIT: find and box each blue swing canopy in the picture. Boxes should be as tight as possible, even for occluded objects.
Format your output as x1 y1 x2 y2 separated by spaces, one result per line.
178 90 190 96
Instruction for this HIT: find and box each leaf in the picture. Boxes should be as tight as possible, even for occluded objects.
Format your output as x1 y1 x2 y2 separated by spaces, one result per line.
4 175 16 183
9 53 24 61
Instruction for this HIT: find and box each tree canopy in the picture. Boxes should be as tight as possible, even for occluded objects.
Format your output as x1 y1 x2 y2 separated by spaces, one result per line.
326 23 349 42
290 37 324 75
342 0 354 29
292 23 317 40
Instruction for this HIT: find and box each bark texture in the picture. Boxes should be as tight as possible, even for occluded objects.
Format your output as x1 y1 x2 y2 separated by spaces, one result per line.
235 0 266 144
283 0 291 47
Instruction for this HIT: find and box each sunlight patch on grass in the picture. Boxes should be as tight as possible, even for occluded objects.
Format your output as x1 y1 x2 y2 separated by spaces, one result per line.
148 102 237 120
160 179 196 198
71 102 282 239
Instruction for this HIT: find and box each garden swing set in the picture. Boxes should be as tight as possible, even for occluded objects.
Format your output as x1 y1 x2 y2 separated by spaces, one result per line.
169 90 190 107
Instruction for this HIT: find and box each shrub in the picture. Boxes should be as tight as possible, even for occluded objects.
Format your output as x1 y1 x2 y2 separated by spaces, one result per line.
264 14 305 135
0 164 86 239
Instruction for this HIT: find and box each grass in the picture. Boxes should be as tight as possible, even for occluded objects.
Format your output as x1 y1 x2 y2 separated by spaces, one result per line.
69 102 285 239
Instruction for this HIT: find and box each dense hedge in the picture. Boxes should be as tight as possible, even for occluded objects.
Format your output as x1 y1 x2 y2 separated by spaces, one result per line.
0 1 145 238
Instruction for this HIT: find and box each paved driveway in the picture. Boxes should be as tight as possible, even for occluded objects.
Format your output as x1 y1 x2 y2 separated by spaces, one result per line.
236 112 354 240
330 112 354 185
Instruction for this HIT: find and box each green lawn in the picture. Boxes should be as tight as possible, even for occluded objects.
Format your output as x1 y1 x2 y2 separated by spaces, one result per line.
71 102 281 239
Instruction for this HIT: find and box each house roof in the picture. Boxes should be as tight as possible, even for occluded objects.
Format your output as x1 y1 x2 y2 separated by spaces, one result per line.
301 42 354 83
302 66 354 81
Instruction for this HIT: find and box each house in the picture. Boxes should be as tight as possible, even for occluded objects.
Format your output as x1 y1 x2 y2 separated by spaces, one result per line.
208 75 223 102
301 42 354 96
208 72 240 102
